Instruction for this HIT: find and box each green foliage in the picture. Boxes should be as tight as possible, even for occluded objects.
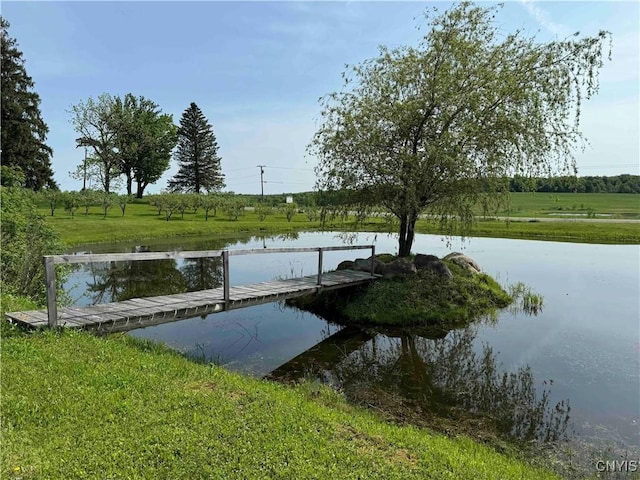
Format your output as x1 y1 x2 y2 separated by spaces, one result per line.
282 202 298 222
99 192 117 218
0 18 56 191
39 187 60 216
311 2 611 256
0 165 26 188
79 189 100 215
306 207 320 222
224 198 245 221
200 192 222 220
112 93 178 198
255 202 273 221
0 186 66 304
69 94 121 193
168 102 225 194
1 328 560 479
62 191 80 218
511 174 640 194
117 194 133 216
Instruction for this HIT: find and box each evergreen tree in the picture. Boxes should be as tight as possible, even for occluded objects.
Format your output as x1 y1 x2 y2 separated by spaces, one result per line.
168 102 224 194
1 17 57 190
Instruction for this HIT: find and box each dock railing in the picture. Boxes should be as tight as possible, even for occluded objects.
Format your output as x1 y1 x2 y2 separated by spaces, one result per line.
43 244 376 328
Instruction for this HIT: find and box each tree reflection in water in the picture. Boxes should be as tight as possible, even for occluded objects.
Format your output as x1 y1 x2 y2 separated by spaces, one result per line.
271 320 570 445
85 247 222 304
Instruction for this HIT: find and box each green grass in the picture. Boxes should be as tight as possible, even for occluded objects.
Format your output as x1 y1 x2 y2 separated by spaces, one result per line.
290 261 511 328
1 306 560 479
39 195 639 247
414 218 640 244
496 192 640 218
38 203 326 246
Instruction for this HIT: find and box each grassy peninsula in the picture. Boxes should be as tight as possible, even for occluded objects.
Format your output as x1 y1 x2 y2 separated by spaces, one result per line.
289 259 511 331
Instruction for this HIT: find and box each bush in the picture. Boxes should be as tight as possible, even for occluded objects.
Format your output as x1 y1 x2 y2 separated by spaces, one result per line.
1 186 67 304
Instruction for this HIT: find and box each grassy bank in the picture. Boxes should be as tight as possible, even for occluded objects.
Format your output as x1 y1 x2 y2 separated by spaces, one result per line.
39 199 639 247
289 260 511 330
1 305 559 479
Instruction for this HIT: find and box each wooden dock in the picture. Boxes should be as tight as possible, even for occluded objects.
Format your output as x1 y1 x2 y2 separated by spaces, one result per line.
6 245 379 333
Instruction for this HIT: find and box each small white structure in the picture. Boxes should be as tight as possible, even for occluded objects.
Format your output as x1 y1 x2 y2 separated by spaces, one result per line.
286 196 294 204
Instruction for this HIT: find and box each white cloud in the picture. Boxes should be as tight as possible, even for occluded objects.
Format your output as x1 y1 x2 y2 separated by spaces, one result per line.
520 0 572 37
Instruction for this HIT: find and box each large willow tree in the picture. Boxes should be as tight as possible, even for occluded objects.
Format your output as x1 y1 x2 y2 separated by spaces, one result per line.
310 2 611 256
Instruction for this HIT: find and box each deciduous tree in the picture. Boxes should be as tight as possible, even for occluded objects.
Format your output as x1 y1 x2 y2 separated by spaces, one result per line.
69 94 120 193
113 94 177 198
310 2 611 256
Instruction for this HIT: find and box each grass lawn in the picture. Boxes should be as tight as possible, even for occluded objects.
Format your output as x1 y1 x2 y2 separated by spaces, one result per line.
1 301 560 479
497 192 640 218
39 195 639 247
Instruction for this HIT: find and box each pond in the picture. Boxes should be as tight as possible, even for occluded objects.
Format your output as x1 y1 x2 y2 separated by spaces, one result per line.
65 231 639 469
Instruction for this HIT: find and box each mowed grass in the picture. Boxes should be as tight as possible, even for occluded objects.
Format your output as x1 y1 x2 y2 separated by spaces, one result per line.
38 202 325 246
1 314 560 480
497 192 640 218
39 194 639 247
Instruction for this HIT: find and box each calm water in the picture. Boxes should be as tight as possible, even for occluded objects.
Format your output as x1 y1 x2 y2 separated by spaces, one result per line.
65 231 640 457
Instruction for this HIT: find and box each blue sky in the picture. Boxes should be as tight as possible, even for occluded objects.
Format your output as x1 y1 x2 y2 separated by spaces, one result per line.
3 1 639 194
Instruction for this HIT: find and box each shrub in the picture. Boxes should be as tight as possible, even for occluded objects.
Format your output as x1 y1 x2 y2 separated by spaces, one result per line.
0 186 67 304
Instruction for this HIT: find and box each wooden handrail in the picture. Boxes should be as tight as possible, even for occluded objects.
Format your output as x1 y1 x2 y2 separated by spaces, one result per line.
43 244 377 328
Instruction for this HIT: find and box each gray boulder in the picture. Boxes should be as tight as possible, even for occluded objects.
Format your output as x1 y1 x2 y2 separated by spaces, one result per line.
413 254 440 269
352 256 385 275
382 258 417 278
414 254 453 278
336 260 355 271
444 252 481 274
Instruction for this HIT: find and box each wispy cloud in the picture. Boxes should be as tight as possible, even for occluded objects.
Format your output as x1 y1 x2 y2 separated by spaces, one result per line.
520 0 571 37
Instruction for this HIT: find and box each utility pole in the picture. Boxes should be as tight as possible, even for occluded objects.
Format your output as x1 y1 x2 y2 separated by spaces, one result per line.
82 147 87 191
257 165 266 201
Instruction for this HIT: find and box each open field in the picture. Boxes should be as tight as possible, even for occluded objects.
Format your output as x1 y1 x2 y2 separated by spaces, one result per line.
38 195 639 247
495 192 640 219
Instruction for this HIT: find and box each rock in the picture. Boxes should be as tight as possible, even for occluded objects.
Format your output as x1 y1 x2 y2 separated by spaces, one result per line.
414 254 453 278
382 258 417 278
444 252 481 274
352 256 385 275
413 254 440 269
336 260 355 271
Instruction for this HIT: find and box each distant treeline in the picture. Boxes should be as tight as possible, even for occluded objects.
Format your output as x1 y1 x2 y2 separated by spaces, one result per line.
509 174 640 194
238 175 639 207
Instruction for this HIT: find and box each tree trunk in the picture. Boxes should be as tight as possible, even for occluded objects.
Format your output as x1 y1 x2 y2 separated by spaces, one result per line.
136 181 147 198
398 211 418 257
103 170 110 194
126 175 133 196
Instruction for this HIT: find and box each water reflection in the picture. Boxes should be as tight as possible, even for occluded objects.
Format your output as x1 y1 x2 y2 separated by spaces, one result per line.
268 320 570 444
85 256 222 304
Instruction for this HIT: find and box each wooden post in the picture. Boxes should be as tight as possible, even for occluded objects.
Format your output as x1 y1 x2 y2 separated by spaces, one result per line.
317 248 323 286
44 256 58 328
222 250 230 310
370 245 376 277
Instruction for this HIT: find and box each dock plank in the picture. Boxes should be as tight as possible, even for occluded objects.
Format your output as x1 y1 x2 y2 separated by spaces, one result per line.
5 269 378 331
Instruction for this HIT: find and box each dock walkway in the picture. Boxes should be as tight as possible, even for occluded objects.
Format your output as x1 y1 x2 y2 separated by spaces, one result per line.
6 245 379 333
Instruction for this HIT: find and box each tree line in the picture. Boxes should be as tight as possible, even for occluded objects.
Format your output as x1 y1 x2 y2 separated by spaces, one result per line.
70 98 224 197
1 17 224 197
509 174 640 194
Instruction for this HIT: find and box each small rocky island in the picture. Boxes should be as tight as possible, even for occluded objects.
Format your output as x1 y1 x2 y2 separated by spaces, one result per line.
288 252 511 331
